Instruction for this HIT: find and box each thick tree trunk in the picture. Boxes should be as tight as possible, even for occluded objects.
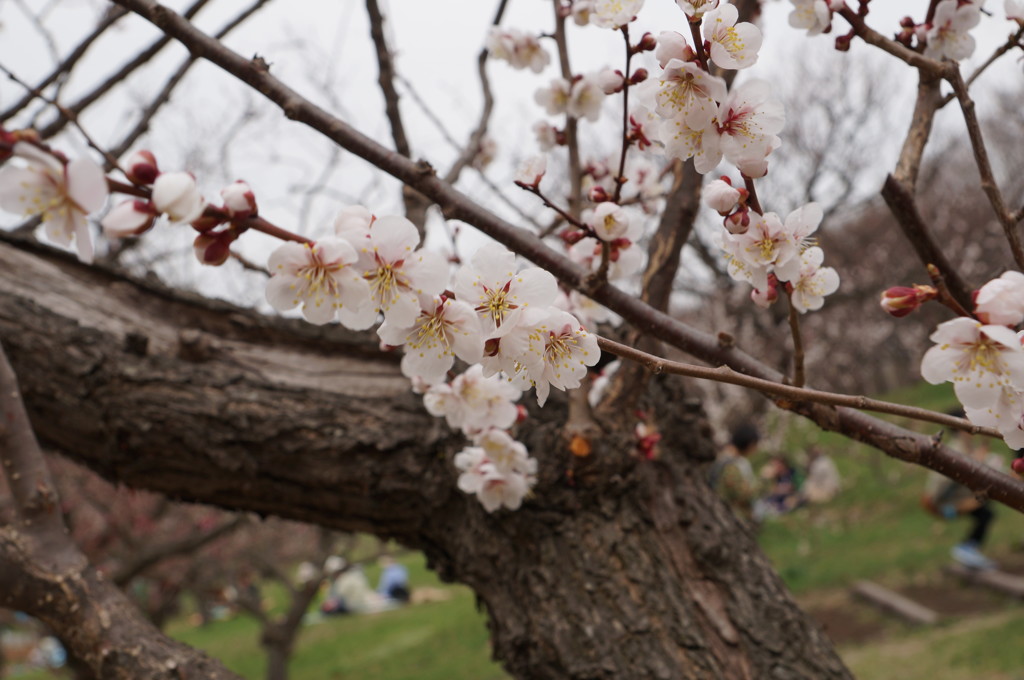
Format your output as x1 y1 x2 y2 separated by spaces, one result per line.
0 237 850 678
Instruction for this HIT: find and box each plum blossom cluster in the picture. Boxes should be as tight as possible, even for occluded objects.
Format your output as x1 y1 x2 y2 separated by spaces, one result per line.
707 178 839 312
634 8 781 178
265 211 601 512
919 271 1024 448
487 27 550 73
425 368 537 511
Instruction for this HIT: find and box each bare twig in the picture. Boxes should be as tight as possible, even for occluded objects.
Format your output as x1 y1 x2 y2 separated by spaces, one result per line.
786 295 805 388
552 0 582 217
0 7 128 124
36 0 214 141
443 0 510 186
596 336 998 437
945 66 1024 270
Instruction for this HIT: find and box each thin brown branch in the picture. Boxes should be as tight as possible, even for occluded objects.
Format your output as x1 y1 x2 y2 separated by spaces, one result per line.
596 336 997 438
945 67 1024 270
37 0 214 141
0 7 128 124
881 174 974 310
940 25 1024 107
112 516 247 587
836 7 945 75
108 0 272 164
786 295 805 388
443 0 509 186
552 0 582 217
611 26 633 205
365 0 430 232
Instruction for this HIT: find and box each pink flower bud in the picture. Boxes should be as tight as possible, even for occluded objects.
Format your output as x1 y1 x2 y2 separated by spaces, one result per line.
1012 457 1024 475
561 229 587 245
193 230 235 266
589 186 609 203
220 180 257 219
152 171 205 224
628 68 648 85
705 178 742 214
751 275 779 308
124 150 159 185
880 285 937 317
101 200 157 238
636 32 657 52
724 208 750 235
597 68 625 94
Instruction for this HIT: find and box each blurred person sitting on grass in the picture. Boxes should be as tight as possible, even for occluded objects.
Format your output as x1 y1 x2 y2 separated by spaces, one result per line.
709 423 761 522
922 409 1003 570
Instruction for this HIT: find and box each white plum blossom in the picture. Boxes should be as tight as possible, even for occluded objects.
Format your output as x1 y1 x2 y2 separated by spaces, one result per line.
453 243 559 337
345 215 449 329
554 290 617 329
572 0 596 24
455 432 537 512
924 0 981 61
515 155 547 187
712 79 784 178
535 78 572 116
151 171 205 224
787 247 840 313
588 202 630 241
965 382 1024 449
0 143 107 262
650 59 728 122
782 202 822 251
533 122 559 150
975 271 1024 326
659 110 721 173
703 3 763 70
591 0 644 28
921 318 1024 414
265 238 371 326
704 178 741 214
424 364 522 434
788 0 832 36
676 0 719 18
378 296 484 385
496 308 600 406
487 28 551 73
568 74 606 122
718 211 797 291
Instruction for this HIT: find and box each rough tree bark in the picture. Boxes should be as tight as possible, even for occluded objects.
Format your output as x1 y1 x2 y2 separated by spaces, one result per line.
0 234 849 678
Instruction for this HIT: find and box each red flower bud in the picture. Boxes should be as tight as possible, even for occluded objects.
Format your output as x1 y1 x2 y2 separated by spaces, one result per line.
636 32 657 53
125 150 159 185
880 285 937 317
193 230 235 266
589 186 609 203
